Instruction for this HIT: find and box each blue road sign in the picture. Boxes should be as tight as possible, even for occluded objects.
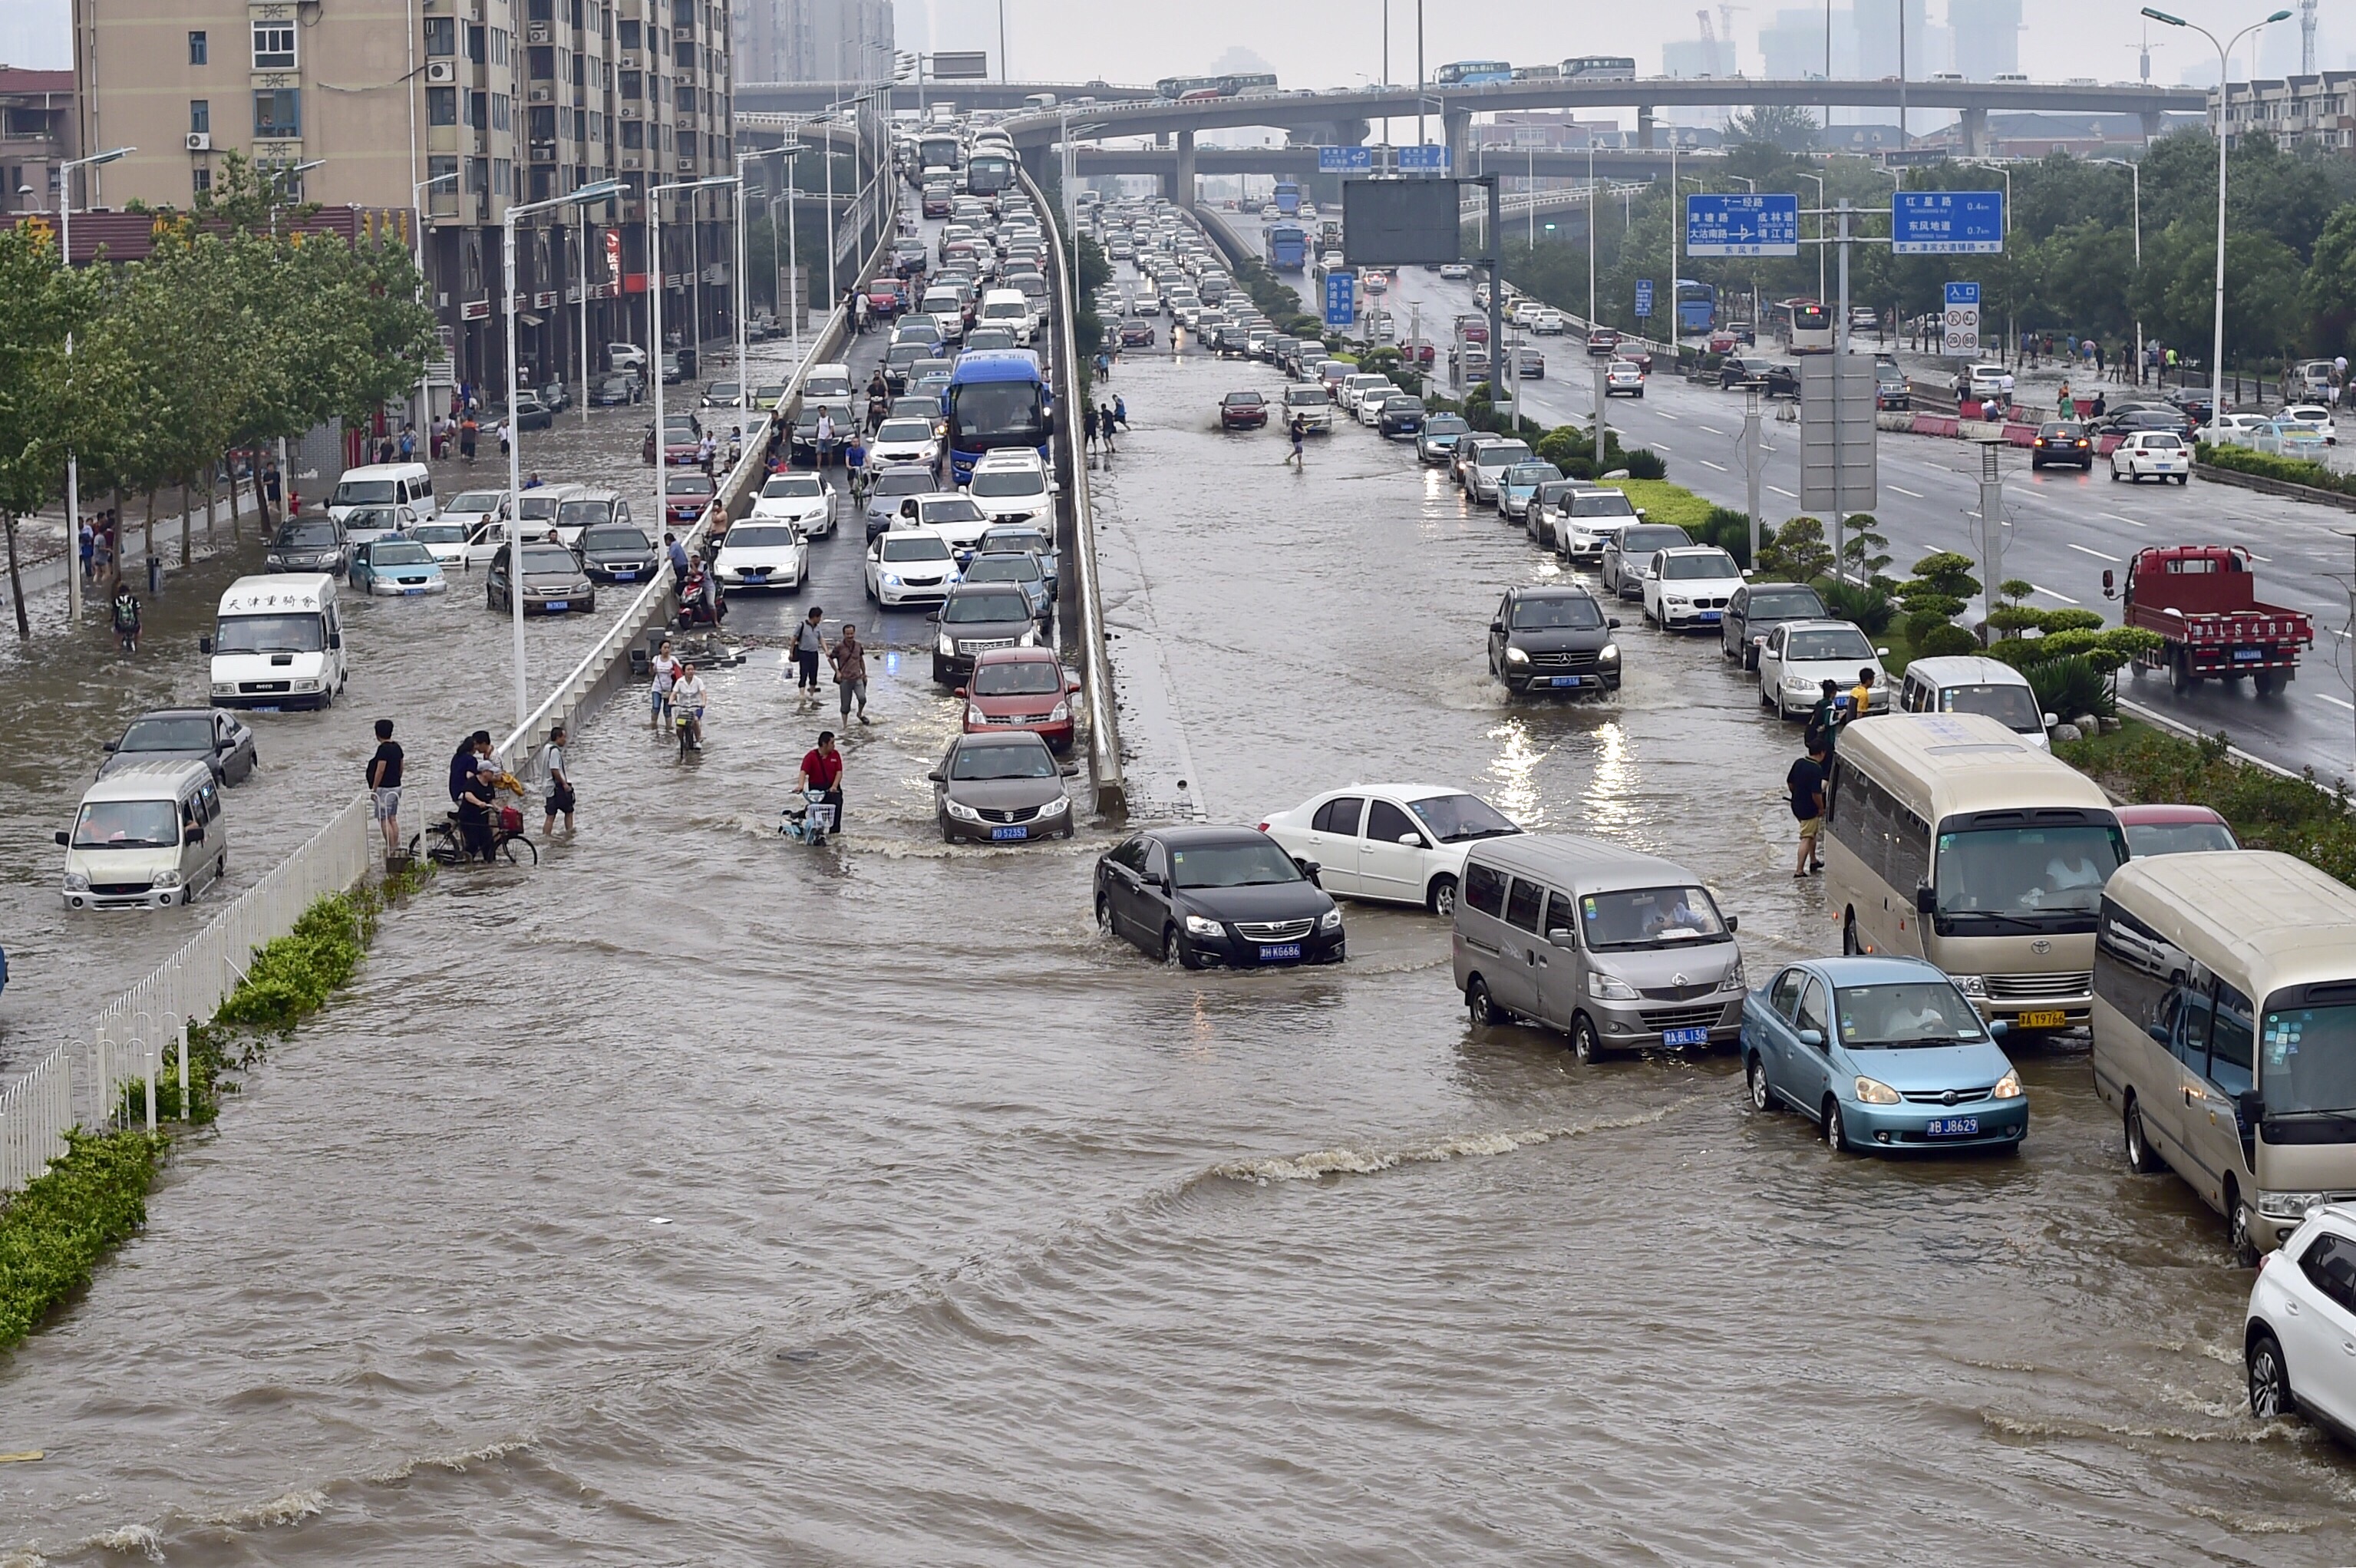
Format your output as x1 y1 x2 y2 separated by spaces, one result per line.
1317 146 1374 173
1684 193 1800 257
1945 281 1981 308
1325 272 1357 327
1635 279 1654 318
1395 144 1450 172
1894 191 2005 254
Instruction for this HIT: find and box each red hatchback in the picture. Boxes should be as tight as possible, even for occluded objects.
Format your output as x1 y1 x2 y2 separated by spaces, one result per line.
866 279 903 317
1220 390 1268 431
2114 803 2240 857
959 646 1081 753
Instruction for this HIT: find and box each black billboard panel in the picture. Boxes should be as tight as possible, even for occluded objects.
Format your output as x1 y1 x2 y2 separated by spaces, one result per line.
1341 179 1463 267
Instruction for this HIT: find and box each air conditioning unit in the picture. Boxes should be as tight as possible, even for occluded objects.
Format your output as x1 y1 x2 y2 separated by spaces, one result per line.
526 22 551 43
677 157 695 172
619 104 642 119
529 84 553 102
424 59 457 85
184 131 212 151
620 154 642 170
619 52 638 68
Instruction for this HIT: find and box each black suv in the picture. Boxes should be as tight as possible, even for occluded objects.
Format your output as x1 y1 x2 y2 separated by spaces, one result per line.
1487 585 1622 697
1720 356 1799 397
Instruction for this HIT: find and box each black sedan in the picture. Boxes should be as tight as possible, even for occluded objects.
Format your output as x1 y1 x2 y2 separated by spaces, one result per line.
1219 391 1268 431
930 583 1039 685
1377 398 1425 439
100 708 257 784
579 523 659 584
1095 826 1345 969
2031 421 2095 470
589 372 643 406
928 731 1076 843
509 392 555 432
1721 357 1799 398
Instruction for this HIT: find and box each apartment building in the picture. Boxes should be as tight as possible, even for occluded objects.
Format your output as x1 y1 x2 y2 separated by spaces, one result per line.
733 0 890 85
69 0 734 398
2215 71 2356 155
1 66 78 213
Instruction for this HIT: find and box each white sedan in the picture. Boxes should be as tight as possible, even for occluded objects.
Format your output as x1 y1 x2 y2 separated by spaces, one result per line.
1604 360 1645 398
1529 309 1569 335
1339 374 1394 415
965 458 1055 525
2110 431 2190 484
459 519 559 570
864 530 962 608
1757 619 1889 719
1642 546 1746 632
2281 403 2338 443
711 520 808 593
750 472 836 536
869 417 942 469
1259 784 1523 917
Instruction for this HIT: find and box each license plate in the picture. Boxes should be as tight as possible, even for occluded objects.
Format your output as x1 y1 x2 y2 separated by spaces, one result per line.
1926 1117 1981 1137
543 600 569 613
401 586 425 596
991 826 1028 840
1661 1025 1711 1047
2017 1009 2067 1029
2233 649 2264 662
1259 943 1302 962
1698 611 1721 622
1549 675 1583 688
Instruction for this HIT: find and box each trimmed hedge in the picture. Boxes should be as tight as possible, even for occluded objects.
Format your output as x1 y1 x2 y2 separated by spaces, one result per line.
2196 441 2356 500
2058 725 2356 888
0 1131 160 1350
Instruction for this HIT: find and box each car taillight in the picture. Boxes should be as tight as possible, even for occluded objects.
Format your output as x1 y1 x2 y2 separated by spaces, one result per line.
1255 821 1269 832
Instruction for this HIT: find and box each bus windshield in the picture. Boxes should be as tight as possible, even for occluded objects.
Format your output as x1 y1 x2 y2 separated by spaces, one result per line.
1934 822 2127 930
2259 1002 2356 1122
949 379 1046 449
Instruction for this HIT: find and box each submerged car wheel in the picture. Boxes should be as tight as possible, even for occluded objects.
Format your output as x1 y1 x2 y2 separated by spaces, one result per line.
2123 1094 2166 1174
1467 975 1502 1027
1427 875 1457 919
1747 1054 1773 1112
1161 926 1199 970
1823 1098 1851 1154
1572 1013 1602 1065
2247 1330 2292 1421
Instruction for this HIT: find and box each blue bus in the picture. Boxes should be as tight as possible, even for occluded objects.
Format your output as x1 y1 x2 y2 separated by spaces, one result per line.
1434 61 1513 86
1272 178 1302 217
1265 222 1308 272
1676 279 1716 335
945 351 1050 484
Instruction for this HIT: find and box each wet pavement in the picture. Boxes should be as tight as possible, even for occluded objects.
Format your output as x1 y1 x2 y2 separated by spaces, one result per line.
4 216 2354 1566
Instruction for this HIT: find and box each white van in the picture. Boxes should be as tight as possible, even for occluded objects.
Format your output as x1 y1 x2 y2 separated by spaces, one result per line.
327 463 438 526
1896 655 2055 752
204 574 348 711
977 286 1034 345
920 286 967 342
56 760 226 909
803 362 854 402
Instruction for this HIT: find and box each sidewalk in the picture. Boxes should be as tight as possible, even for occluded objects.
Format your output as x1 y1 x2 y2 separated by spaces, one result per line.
6 491 256 627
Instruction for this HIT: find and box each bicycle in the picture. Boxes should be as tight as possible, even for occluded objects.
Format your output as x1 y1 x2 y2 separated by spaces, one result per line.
411 810 538 867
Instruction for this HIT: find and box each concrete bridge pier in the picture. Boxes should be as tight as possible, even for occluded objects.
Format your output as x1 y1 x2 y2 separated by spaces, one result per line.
1637 105 1656 150
1444 107 1473 176
1170 128 1196 210
1959 106 1987 157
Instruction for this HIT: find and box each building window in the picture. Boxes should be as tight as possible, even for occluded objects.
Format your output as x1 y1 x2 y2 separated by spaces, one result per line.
573 108 588 143
193 167 212 195
190 99 211 134
673 0 693 28
492 94 511 131
677 84 696 114
530 45 556 79
529 105 557 140
573 52 586 86
619 70 642 100
252 21 297 71
467 23 486 63
526 0 554 20
494 158 511 196
467 91 487 129
619 18 640 50
490 28 509 65
424 17 455 56
253 89 301 138
676 41 695 73
621 120 643 150
427 87 457 126
189 30 208 65
427 153 458 205
466 156 488 193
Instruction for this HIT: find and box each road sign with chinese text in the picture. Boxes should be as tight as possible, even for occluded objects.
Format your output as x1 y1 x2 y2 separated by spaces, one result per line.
1894 192 2005 254
1684 193 1800 257
1942 281 1981 356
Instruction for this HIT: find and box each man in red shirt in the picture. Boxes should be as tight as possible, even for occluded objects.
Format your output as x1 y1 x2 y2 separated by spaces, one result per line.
794 731 845 830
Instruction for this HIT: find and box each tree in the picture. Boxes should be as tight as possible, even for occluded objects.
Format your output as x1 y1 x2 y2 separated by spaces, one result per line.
1727 104 1819 154
0 225 105 638
2305 204 2356 360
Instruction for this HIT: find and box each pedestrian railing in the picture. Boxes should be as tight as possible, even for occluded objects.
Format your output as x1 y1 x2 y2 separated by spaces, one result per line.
0 1047 73 1198
1027 168 1127 821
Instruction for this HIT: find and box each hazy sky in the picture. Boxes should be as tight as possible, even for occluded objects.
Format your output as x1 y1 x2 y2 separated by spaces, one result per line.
5 0 2344 89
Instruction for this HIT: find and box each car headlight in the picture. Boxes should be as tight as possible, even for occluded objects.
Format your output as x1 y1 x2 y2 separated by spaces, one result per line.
152 867 183 888
1596 643 1620 665
1954 974 1987 998
965 703 987 725
210 682 234 696
1038 794 1069 816
1018 627 1040 647
2259 1190 2332 1220
1991 1070 2024 1100
938 633 956 656
1049 700 1071 721
1665 596 1691 608
1184 914 1225 939
1589 971 1638 1002
1853 1076 1902 1106
1503 646 1529 666
294 678 319 692
64 872 90 891
1718 961 1747 992
882 573 902 587
1318 907 1343 933
945 799 982 822
1784 673 1816 691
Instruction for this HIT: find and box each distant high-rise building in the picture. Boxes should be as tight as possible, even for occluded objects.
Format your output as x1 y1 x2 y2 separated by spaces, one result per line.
737 0 890 82
1950 0 2023 81
1663 36 1739 80
1760 8 1858 82
1855 0 1928 81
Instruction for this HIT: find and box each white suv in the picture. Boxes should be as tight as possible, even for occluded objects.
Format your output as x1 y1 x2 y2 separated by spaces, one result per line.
2248 1206 2356 1434
1958 363 2014 401
964 451 1055 527
1642 546 1747 632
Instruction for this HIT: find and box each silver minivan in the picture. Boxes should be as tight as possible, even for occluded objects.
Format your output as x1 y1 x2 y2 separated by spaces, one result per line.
57 760 227 909
1453 835 1745 1062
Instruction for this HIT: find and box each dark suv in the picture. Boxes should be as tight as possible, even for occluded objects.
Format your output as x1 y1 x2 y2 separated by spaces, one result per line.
930 584 1039 685
1487 585 1622 697
1721 357 1799 397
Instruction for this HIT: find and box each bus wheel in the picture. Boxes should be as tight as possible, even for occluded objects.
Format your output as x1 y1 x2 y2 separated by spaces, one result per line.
1843 911 1862 956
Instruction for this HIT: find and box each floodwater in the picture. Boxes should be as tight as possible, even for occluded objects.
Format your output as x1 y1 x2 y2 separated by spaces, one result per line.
2 237 2352 1567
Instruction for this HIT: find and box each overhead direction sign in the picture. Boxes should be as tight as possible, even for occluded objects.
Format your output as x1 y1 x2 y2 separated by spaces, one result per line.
1942 281 1982 356
1396 144 1450 172
1325 271 1357 328
1318 146 1374 173
1635 279 1654 318
1894 191 2005 254
1684 193 1800 258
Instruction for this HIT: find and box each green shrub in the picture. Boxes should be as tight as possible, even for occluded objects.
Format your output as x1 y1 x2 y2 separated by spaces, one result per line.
2057 726 2356 886
0 1131 161 1350
1817 577 1896 634
2027 654 2113 721
1915 622 1980 659
1687 507 1759 567
2196 441 2356 498
1622 448 1668 480
1757 517 1833 583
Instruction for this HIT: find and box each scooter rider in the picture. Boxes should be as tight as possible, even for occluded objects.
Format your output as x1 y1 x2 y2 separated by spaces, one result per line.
671 661 708 748
793 731 845 827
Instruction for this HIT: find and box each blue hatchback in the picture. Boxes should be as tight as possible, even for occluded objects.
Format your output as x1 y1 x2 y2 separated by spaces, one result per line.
1741 955 2028 1154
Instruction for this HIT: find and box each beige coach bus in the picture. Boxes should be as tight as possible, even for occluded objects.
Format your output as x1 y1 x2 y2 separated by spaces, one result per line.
1822 713 2125 1032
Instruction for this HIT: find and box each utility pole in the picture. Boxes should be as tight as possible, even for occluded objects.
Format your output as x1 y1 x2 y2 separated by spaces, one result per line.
1592 354 1610 472
1976 435 2006 643
1480 174 1506 415
1744 384 1764 562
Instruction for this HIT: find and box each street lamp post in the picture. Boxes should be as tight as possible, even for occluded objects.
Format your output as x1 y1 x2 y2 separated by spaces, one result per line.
1799 171 1826 303
2101 157 2144 382
412 170 458 436
57 145 132 626
2142 7 2292 424
502 177 625 731
645 173 737 674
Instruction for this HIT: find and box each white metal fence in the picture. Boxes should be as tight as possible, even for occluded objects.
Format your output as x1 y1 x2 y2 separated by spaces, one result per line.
0 1048 72 1197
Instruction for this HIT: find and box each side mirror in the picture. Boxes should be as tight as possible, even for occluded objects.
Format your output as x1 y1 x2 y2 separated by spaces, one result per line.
1914 883 1936 916
1067 675 1083 692
1874 647 1889 658
1797 1028 1825 1048
925 611 940 622
2043 712 2058 729
1547 927 1576 949
102 740 118 752
1061 764 1081 777
1141 870 1166 890
2239 1088 2264 1130
1397 834 1422 847
1607 618 1622 629
1988 1020 2010 1038
2147 1022 2171 1045
199 634 213 655
328 633 342 650
1724 914 1739 934
1489 619 1505 634
2101 569 2117 599
1741 568 1755 578
952 686 968 698
54 830 68 846
1294 856 1322 883
186 825 204 844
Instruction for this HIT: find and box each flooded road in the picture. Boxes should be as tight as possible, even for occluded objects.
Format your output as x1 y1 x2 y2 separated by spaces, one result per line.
3 243 2352 1566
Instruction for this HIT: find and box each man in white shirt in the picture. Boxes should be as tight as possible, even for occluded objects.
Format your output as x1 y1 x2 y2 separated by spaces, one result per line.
542 723 575 835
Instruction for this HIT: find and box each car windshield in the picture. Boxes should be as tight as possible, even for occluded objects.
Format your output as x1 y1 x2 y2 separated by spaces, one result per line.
556 501 611 533
1833 982 1988 1047
764 477 825 500
1505 464 1559 486
893 399 938 419
1285 388 1326 406
1661 550 1738 581
983 529 1051 554
1934 823 2127 926
1787 627 1876 662
879 535 951 563
1576 886 1731 949
948 381 1044 441
668 477 714 497
1406 794 1520 843
1225 392 1263 406
72 799 182 850
519 547 578 573
1569 494 1639 518
120 717 212 751
970 469 1045 497
368 542 435 566
1170 840 1304 889
877 420 935 443
448 492 505 513
973 659 1063 696
1425 415 1470 436
2258 1002 2356 1117
582 527 649 553
875 472 933 500
965 554 1040 583
1745 589 1824 618
944 592 1030 624
214 612 323 655
331 479 397 506
1479 442 1532 467
1618 526 1691 556
1510 596 1604 630
921 498 985 524
726 525 799 549
273 521 339 548
2140 434 2184 449
1935 682 2044 732
2041 423 2085 438
516 497 563 522
950 741 1059 780
347 508 401 530
411 523 467 544
2123 820 2239 857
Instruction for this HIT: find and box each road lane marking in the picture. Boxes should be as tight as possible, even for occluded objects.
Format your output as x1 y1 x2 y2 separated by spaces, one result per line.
1889 485 1924 498
1699 459 1727 471
1698 424 1726 434
1655 411 1681 421
2324 695 2356 711
1768 485 1796 498
2100 512 2146 528
2031 584 2080 604
2066 543 2122 562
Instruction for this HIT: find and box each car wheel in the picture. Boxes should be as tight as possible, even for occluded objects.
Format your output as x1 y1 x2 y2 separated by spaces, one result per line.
1467 975 1502 1026
1161 926 1199 970
1823 1098 1852 1154
1572 1012 1603 1065
2123 1094 2166 1174
1747 1053 1774 1113
2175 473 2189 485
2248 1329 2293 1421
1427 875 1457 919
2229 1183 2261 1267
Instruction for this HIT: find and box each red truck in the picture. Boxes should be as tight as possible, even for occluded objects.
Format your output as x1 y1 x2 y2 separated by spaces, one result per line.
2105 544 2313 694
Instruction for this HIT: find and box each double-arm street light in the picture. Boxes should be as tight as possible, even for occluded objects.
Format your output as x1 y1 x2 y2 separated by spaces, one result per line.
2142 6 2292 423
502 177 625 728
57 145 133 625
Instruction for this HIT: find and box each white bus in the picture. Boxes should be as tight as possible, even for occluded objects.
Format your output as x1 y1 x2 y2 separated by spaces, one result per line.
1823 712 2127 1034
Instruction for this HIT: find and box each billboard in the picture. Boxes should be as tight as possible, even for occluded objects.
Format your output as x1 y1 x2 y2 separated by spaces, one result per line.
929 51 989 81
1341 179 1463 268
